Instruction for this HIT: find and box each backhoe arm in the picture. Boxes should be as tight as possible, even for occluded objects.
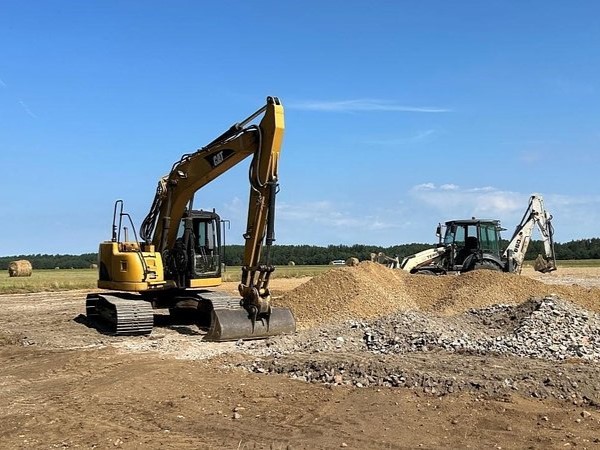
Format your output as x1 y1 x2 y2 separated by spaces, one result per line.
237 102 283 316
503 194 556 273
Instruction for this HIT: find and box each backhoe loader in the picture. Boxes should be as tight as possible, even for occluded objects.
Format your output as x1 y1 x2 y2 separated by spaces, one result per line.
399 194 557 275
85 96 296 341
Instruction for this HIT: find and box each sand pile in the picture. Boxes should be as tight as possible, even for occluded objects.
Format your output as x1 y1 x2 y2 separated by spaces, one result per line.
275 261 600 329
275 262 417 329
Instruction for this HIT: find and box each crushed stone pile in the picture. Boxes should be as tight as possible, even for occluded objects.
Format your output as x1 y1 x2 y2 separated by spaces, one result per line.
363 296 600 361
274 261 600 329
251 296 600 362
240 295 600 404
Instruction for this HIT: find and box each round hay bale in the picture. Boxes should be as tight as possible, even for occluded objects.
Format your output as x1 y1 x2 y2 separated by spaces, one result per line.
345 257 359 267
90 263 98 269
288 261 296 266
8 260 33 277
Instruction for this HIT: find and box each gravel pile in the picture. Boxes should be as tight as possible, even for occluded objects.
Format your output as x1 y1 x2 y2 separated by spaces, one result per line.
363 296 600 361
254 295 600 362
275 262 600 329
240 295 600 404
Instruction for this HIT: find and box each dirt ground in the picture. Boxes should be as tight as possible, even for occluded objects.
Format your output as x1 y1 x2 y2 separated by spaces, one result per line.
1 269 600 449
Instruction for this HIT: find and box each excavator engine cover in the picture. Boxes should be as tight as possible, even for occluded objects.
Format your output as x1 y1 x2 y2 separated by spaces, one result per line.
206 306 296 341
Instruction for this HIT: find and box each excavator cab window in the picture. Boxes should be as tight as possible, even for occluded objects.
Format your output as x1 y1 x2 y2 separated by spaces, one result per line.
190 214 221 278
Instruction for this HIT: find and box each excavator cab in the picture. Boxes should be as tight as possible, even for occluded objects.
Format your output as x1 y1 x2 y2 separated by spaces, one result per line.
166 210 223 289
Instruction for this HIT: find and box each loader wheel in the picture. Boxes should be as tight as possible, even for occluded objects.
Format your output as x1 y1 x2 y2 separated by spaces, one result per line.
473 260 502 271
414 269 437 276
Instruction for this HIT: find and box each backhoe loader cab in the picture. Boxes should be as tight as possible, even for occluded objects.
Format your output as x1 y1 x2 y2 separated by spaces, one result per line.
440 219 508 272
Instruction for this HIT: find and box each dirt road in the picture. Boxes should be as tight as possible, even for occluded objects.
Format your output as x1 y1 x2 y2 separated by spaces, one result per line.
1 270 600 449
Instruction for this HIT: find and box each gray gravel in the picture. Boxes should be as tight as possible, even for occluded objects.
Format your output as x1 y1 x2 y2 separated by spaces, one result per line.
236 295 600 405
362 296 600 361
247 295 600 362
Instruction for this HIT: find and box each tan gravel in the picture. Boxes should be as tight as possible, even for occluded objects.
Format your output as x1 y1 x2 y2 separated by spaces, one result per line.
276 261 600 329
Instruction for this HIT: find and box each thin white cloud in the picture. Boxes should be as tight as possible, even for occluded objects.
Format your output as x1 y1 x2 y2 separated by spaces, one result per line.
366 129 436 146
288 99 451 113
440 184 458 191
518 150 543 164
410 184 524 215
0 78 6 88
19 100 37 118
277 200 398 231
413 182 436 191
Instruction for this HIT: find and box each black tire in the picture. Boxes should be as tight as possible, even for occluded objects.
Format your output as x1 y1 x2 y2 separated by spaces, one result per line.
414 269 437 276
472 260 503 271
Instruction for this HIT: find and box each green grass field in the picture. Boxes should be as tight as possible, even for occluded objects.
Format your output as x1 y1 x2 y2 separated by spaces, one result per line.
0 265 334 294
0 269 98 294
0 261 597 295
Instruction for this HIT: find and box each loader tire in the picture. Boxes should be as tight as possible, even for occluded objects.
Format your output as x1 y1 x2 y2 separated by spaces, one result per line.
473 260 502 272
414 269 437 276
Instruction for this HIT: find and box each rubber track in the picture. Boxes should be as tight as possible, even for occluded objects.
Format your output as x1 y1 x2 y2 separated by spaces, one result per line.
197 291 243 310
86 294 154 335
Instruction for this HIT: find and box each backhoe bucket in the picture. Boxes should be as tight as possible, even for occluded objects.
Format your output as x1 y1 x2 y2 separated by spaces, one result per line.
533 254 556 273
205 306 296 342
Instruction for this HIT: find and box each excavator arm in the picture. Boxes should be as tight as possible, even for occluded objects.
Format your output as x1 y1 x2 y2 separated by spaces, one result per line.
503 194 556 273
139 97 284 314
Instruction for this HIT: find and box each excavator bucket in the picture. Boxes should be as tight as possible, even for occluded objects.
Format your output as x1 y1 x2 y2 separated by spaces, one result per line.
205 306 296 342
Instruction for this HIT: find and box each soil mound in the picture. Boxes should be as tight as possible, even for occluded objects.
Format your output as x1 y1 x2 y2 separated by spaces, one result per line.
275 262 416 329
276 262 600 328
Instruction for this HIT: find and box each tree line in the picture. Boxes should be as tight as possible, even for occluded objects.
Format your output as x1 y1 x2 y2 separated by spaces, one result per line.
1 238 599 269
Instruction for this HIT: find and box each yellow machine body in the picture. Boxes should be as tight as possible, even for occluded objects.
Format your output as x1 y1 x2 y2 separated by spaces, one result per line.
97 241 223 291
97 241 168 291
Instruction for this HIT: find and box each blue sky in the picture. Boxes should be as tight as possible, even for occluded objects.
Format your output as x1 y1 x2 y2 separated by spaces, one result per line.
1 1 599 255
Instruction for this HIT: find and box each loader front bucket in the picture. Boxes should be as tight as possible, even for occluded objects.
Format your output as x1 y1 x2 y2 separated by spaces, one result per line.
205 306 296 342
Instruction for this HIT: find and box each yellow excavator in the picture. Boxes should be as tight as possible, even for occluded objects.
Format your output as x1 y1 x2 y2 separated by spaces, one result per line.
85 96 296 341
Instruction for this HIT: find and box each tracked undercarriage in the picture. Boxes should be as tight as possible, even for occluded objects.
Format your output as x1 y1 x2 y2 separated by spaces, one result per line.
85 291 296 341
